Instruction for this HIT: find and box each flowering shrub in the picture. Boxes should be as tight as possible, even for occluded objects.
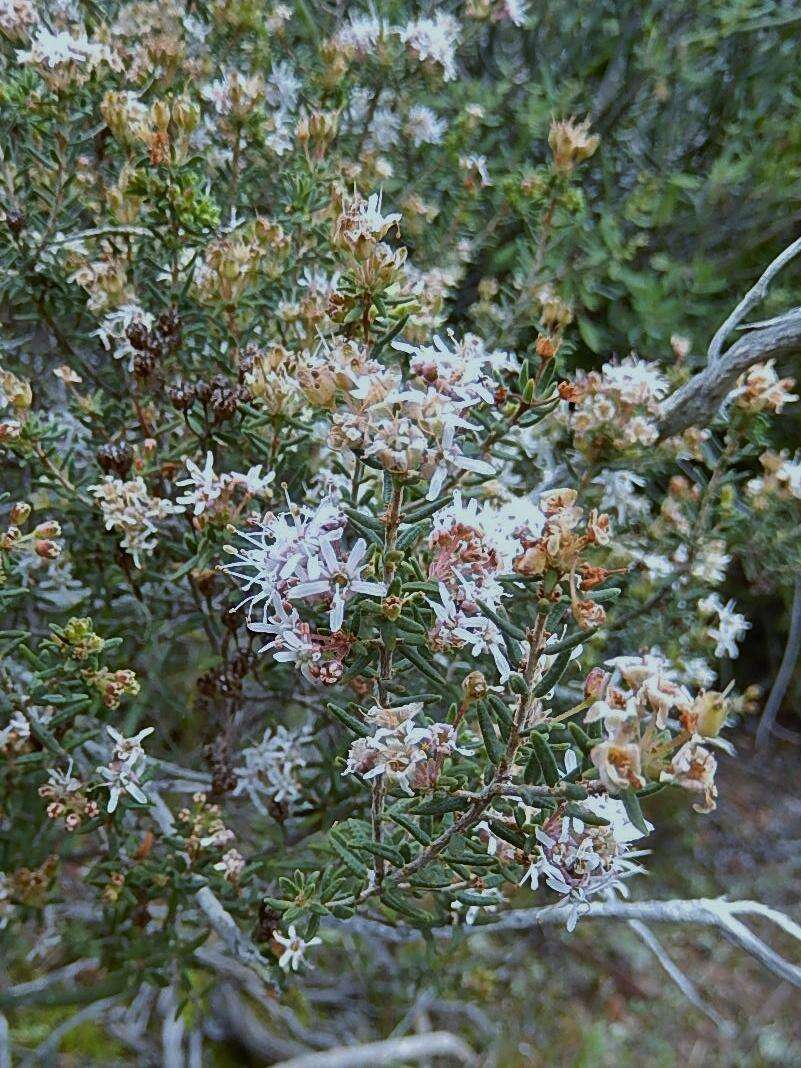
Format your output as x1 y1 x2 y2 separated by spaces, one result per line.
2 0 801 1057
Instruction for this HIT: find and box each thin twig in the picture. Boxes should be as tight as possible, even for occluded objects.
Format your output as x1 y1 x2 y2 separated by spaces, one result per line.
707 234 801 362
756 575 801 750
0 958 100 1006
28 996 119 1064
657 306 801 438
627 919 734 1035
194 886 277 990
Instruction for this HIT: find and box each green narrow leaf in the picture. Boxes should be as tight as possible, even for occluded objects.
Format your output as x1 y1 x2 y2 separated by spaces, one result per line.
533 649 572 697
621 787 649 834
477 701 504 764
529 732 560 786
326 703 370 737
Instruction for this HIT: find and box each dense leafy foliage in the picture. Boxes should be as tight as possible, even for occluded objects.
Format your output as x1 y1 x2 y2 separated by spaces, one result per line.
1 0 800 1061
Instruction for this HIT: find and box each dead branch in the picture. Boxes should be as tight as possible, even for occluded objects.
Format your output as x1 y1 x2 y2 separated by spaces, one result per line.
707 234 801 362
331 897 801 990
194 886 277 991
657 307 801 438
269 1031 478 1068
627 919 734 1035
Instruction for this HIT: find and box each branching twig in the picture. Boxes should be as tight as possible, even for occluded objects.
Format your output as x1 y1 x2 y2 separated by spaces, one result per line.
656 233 801 436
657 307 801 438
212 983 306 1062
194 886 277 990
328 898 801 989
707 234 801 362
0 958 100 1007
28 996 119 1064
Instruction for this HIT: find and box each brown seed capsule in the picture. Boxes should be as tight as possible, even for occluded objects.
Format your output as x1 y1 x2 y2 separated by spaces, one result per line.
6 208 25 236
125 320 151 352
168 382 196 412
156 308 181 351
132 350 156 378
193 568 217 597
196 669 219 698
230 653 250 679
194 379 212 404
254 902 282 944
209 375 239 421
5 206 26 236
97 442 133 477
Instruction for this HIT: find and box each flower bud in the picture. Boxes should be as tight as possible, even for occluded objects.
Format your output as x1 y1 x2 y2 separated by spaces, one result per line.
151 99 171 132
548 117 599 174
535 335 557 360
381 595 403 621
1 370 32 410
35 539 61 560
34 520 61 539
693 691 728 737
172 95 199 132
462 670 488 701
584 667 610 701
1 527 20 549
9 502 29 526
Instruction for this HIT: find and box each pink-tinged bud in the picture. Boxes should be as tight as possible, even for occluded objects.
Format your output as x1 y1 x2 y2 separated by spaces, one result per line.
584 667 610 701
34 539 61 560
319 660 343 686
33 520 61 539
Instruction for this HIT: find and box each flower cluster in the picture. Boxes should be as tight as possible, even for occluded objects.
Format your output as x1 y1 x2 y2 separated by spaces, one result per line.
698 594 751 659
223 498 385 682
587 653 729 812
727 360 797 414
90 475 184 566
345 702 460 795
96 725 153 813
176 452 275 520
562 355 670 452
233 725 313 815
176 793 237 863
746 449 801 507
520 795 650 930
